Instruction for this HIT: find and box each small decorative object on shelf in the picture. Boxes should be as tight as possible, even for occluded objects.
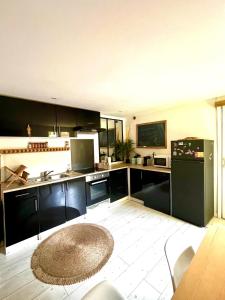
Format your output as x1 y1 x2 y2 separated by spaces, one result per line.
4 165 29 187
28 142 48 149
27 124 32 137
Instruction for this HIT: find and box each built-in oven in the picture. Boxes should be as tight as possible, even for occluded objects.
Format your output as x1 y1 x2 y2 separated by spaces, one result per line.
85 172 110 206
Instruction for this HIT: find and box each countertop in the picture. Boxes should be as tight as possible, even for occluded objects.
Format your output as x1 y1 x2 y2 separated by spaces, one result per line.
0 163 171 196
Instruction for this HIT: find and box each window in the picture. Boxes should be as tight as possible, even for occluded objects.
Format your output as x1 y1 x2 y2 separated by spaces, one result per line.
99 117 123 162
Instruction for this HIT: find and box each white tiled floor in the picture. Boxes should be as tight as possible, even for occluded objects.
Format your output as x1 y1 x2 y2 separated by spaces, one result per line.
0 200 205 300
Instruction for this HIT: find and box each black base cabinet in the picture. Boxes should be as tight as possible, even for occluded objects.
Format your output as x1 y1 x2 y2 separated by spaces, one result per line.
130 168 142 195
38 182 66 233
130 168 170 215
4 188 39 247
109 168 128 202
3 178 87 247
65 178 87 220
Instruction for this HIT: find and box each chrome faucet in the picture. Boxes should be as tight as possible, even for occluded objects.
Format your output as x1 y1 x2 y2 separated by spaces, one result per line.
41 170 54 180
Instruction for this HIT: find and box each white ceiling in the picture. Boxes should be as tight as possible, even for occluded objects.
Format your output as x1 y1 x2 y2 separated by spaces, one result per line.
0 0 225 116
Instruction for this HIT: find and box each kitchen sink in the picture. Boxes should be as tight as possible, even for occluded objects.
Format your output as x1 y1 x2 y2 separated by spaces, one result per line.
30 173 70 183
49 173 70 180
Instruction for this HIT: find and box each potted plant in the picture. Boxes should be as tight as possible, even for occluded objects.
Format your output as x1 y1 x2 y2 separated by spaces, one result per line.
115 140 124 161
115 139 135 163
123 138 135 163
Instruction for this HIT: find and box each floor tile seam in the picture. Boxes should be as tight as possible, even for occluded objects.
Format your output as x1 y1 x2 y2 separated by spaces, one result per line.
115 234 147 255
143 255 165 278
0 252 33 266
158 282 173 299
0 265 32 286
124 275 147 299
144 277 163 295
0 256 31 274
142 278 162 296
0 277 36 300
115 255 130 268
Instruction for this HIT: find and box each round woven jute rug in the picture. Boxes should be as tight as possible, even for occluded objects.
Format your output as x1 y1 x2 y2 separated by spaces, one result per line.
31 223 114 285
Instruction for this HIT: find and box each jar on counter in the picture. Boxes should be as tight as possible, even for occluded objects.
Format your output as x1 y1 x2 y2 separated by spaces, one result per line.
137 157 144 165
131 158 137 164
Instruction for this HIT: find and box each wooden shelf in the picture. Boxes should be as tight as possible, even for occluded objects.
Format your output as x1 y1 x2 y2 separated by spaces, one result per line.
0 147 70 154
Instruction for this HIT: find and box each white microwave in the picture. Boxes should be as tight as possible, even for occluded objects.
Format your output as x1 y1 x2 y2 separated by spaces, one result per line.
154 155 171 168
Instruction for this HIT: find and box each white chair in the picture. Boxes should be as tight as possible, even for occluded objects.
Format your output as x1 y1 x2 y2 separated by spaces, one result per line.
82 280 125 300
164 232 195 292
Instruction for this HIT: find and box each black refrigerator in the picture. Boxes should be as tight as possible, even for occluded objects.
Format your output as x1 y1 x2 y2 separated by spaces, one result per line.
171 139 214 227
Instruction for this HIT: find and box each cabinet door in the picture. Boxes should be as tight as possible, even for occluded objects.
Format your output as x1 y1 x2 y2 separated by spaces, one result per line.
56 105 77 137
0 96 56 137
130 168 142 196
26 101 56 137
65 178 86 221
142 171 170 214
38 183 66 232
110 169 128 202
4 188 39 247
0 201 4 242
75 108 100 129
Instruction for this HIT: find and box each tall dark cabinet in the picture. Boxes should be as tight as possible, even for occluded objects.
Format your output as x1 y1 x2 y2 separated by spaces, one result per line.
171 139 214 226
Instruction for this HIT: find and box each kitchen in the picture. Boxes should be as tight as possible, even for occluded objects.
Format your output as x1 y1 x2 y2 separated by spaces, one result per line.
2 97 218 300
0 0 225 299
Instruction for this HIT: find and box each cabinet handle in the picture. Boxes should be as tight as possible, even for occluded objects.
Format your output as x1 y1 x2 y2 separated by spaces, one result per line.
58 125 61 135
66 182 68 191
90 179 108 186
61 184 64 193
34 199 38 211
15 192 30 198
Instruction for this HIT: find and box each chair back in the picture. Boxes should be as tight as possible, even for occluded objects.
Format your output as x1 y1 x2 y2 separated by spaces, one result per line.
164 232 195 291
82 280 125 300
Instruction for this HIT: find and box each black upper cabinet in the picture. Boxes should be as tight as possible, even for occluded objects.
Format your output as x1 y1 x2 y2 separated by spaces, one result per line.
26 101 56 137
0 95 100 137
56 106 100 135
4 188 39 247
74 108 100 130
110 168 128 202
55 105 77 137
0 96 56 137
38 183 66 232
65 178 86 221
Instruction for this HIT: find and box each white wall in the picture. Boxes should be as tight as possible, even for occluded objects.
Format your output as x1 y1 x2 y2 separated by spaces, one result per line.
0 133 99 181
127 100 216 157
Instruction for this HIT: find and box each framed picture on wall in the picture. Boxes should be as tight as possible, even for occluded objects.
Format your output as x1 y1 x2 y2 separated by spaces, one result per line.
136 120 167 148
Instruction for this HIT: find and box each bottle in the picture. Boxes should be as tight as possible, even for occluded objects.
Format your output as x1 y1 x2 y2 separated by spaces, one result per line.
107 156 112 166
